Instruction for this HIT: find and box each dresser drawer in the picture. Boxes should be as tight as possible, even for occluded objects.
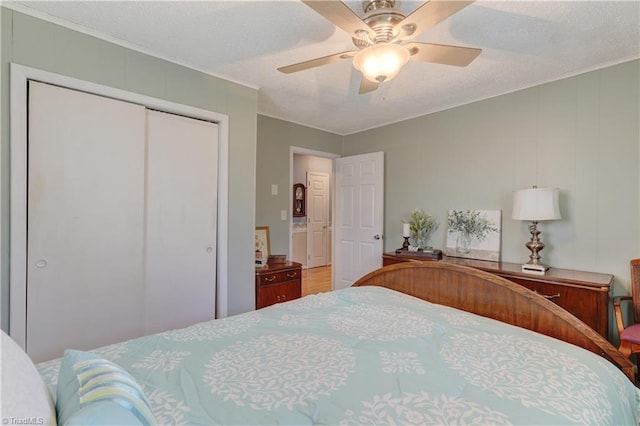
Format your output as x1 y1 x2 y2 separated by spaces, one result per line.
510 278 609 337
257 269 300 287
257 282 302 308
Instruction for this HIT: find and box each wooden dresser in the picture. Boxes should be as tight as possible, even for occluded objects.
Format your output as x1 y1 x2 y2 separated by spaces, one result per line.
256 261 302 309
383 252 613 339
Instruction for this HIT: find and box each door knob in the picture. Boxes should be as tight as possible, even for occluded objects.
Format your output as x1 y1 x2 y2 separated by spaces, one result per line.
35 259 48 268
374 234 381 240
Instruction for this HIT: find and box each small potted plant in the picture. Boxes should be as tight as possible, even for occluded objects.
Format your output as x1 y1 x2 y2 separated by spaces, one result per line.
406 209 438 251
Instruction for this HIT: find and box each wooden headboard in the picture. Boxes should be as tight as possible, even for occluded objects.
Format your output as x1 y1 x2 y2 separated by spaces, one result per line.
352 261 635 383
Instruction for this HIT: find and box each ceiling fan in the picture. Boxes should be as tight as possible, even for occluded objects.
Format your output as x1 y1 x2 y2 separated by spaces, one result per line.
278 0 482 94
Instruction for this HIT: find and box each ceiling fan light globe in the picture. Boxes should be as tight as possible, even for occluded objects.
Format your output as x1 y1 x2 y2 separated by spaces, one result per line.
353 43 410 83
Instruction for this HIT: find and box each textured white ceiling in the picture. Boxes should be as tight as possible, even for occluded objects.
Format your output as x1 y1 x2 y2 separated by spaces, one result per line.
7 1 640 135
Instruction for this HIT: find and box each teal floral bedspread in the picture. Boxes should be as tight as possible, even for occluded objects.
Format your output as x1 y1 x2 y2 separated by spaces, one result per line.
38 286 640 425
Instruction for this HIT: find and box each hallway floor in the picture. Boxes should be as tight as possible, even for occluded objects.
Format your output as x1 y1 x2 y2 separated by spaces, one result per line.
302 265 332 296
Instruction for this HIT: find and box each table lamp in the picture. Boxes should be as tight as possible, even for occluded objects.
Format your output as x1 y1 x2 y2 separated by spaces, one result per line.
512 186 561 274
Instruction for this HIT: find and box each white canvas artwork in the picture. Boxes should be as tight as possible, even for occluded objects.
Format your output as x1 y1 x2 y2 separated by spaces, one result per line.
446 209 501 261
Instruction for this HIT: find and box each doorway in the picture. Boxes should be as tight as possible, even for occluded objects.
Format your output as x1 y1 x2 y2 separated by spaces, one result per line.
289 148 339 282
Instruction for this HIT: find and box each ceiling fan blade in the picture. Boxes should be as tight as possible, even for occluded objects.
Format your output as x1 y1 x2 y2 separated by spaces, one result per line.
394 0 474 41
302 0 376 41
405 42 481 67
359 75 379 94
278 51 357 74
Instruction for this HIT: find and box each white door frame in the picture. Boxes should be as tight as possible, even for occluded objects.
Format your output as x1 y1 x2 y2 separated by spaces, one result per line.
289 147 339 276
10 63 230 348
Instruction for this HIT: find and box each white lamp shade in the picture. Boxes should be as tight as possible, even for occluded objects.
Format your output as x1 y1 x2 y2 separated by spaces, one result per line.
353 43 410 83
512 187 561 221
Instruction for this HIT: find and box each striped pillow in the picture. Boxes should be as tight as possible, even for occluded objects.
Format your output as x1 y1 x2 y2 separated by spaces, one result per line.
56 350 155 426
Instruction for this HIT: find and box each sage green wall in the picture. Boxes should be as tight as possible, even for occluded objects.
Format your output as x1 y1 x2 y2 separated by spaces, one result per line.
256 115 343 256
344 60 640 302
0 8 259 329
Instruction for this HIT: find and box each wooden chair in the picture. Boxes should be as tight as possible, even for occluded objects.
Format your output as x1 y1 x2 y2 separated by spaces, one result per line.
613 259 640 362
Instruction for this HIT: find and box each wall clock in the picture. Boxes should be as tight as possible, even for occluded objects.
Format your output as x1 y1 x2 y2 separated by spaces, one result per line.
293 183 306 217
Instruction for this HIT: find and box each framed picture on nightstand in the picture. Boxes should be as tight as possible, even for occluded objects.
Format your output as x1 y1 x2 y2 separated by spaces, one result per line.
255 226 270 265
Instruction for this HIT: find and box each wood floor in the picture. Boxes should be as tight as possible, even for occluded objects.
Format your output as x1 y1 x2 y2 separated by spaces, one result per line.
302 265 332 296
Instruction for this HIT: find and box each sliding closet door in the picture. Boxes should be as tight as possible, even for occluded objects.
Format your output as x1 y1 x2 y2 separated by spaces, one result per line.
144 110 218 334
27 82 146 362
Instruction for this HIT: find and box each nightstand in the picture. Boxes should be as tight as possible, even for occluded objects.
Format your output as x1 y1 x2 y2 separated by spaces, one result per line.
256 262 302 309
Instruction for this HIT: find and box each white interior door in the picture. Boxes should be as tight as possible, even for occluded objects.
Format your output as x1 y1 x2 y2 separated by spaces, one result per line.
334 152 384 290
27 81 146 362
144 110 218 334
307 171 329 268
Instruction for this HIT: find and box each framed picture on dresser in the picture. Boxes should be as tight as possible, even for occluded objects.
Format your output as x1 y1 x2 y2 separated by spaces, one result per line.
446 209 501 261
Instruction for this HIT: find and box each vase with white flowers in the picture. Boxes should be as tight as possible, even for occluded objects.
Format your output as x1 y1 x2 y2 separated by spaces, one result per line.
405 209 438 251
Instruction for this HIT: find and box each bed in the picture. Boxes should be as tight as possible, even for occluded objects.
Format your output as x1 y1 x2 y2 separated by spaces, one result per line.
3 262 639 425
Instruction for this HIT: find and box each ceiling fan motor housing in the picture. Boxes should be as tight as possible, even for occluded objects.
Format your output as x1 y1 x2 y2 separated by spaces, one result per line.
363 0 395 13
353 0 406 48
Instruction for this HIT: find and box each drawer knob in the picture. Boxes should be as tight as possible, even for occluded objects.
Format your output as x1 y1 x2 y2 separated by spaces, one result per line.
264 276 276 282
286 272 297 278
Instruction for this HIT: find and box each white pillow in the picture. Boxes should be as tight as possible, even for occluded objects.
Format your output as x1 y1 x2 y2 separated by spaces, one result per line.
1 330 57 425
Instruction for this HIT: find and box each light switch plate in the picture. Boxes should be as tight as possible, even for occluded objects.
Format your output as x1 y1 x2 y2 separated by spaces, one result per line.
271 184 278 195
281 210 287 221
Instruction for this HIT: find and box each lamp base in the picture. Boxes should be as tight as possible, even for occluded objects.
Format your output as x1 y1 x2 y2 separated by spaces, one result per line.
521 262 549 275
521 220 552 275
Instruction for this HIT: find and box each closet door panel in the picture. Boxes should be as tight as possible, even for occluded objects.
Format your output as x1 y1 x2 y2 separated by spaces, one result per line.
27 81 146 362
144 110 218 334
